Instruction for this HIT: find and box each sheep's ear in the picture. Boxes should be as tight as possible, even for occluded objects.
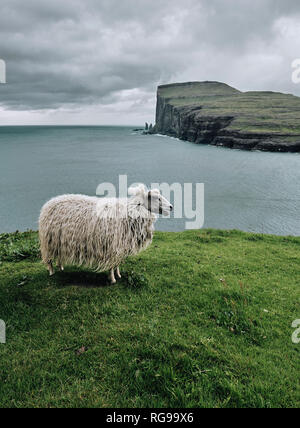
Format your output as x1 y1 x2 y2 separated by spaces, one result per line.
128 184 148 197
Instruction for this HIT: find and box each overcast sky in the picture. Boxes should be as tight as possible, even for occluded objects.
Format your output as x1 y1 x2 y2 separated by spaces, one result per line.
0 0 300 125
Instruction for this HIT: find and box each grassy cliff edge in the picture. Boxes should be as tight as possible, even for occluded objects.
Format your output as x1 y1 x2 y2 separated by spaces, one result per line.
0 229 299 408
153 81 300 152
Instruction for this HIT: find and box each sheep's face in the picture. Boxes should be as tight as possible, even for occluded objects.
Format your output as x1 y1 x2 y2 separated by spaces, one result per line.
146 189 173 215
128 184 173 216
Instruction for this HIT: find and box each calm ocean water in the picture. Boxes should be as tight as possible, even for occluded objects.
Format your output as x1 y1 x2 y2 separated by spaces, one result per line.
0 125 299 235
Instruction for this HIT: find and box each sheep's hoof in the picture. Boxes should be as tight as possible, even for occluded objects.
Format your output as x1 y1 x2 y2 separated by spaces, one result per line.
110 279 117 285
49 271 55 277
60 266 64 272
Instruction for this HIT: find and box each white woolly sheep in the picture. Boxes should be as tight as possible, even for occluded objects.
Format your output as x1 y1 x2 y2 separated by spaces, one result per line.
39 185 172 283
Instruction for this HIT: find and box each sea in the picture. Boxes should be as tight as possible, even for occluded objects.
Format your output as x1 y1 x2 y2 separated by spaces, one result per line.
0 125 299 235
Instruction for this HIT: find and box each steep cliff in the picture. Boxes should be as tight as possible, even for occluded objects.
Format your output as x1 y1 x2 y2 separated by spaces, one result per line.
151 81 300 152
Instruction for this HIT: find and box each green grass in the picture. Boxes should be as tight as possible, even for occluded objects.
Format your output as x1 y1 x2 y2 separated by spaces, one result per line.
0 229 299 408
159 81 300 138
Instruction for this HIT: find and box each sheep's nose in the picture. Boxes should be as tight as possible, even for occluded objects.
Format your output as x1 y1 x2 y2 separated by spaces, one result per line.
170 205 173 211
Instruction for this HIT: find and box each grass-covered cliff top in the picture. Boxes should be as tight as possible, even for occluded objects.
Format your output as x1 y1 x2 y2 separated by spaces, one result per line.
0 229 299 408
158 81 300 137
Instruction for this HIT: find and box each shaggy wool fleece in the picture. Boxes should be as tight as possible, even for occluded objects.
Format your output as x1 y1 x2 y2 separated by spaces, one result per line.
39 193 156 272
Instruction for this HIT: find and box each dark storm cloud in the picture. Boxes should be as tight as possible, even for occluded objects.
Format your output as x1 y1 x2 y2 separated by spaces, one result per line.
0 0 300 111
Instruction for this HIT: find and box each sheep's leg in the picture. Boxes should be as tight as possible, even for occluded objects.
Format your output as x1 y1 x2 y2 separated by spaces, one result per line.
116 266 121 279
110 268 116 285
57 260 64 272
47 261 54 276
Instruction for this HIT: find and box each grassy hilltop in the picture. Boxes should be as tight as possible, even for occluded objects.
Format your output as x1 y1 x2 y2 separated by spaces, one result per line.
0 229 299 408
154 82 300 151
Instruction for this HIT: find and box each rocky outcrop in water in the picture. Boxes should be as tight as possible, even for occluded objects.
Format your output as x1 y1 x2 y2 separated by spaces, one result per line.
150 81 300 152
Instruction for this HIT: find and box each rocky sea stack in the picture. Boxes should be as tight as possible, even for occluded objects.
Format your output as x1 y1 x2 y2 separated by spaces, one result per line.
150 81 300 152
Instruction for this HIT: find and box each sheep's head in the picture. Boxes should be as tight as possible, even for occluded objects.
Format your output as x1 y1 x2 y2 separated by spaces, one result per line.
128 184 173 216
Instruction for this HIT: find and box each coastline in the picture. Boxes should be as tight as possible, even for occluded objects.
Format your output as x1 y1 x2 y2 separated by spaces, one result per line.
150 81 300 153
